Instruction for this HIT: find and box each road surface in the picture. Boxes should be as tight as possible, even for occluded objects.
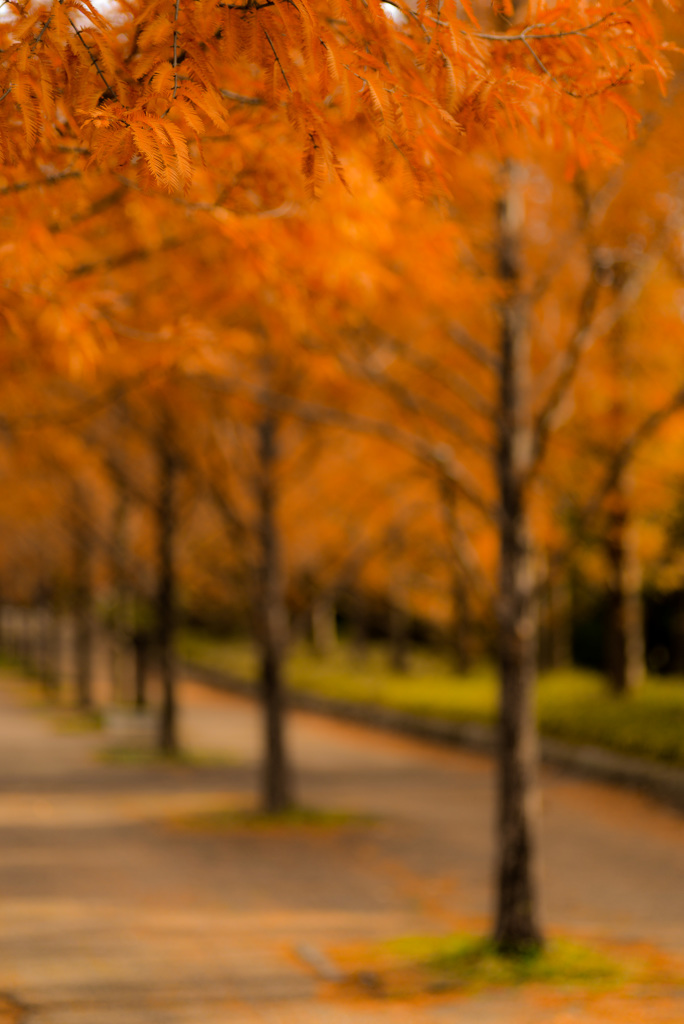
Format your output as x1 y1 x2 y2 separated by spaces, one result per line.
0 669 683 1023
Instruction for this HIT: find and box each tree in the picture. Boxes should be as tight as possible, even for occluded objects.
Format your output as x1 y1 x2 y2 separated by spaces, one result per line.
0 0 665 204
0 0 677 962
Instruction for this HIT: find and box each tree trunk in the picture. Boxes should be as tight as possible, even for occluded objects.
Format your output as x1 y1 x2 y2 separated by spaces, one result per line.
37 597 57 695
310 590 338 657
156 412 178 755
603 272 645 696
671 589 684 677
6 605 15 658
256 412 293 813
605 485 645 695
450 570 473 675
494 163 544 954
72 497 94 711
548 571 572 670
133 631 149 710
349 589 369 665
21 605 32 668
48 603 63 696
388 601 410 674
539 564 572 672
108 488 130 704
438 481 475 675
10 605 21 660
387 535 410 674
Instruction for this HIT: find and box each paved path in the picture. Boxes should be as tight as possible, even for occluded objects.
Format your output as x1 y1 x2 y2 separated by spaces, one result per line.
1 669 683 1023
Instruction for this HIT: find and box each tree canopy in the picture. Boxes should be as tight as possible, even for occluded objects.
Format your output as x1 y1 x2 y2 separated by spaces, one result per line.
0 0 671 196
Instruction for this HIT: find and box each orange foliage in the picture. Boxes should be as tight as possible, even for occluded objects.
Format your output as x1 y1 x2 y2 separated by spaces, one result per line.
0 0 674 200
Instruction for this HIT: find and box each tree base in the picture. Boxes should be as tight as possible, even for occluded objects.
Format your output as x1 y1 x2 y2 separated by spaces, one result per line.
493 927 545 958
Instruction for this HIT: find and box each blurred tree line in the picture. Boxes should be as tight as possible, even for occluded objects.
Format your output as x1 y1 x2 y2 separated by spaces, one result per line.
0 0 682 957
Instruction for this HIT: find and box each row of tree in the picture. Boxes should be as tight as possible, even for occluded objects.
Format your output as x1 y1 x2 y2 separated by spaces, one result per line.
0 0 681 957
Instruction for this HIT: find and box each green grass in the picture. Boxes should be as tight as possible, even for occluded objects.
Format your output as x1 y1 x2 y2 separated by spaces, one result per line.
99 745 241 768
381 933 626 989
170 805 374 832
53 708 104 733
538 669 684 765
336 930 684 998
178 632 684 768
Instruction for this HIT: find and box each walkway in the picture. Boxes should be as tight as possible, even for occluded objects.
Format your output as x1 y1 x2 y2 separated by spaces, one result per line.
1 670 683 1022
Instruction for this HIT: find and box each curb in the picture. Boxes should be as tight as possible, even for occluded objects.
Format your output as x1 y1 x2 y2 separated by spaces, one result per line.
180 660 684 814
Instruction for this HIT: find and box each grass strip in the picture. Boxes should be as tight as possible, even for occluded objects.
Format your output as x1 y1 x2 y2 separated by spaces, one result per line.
333 931 682 998
179 633 684 768
169 805 375 832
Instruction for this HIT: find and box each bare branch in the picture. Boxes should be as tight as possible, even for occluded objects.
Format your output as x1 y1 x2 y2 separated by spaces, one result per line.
263 28 291 91
197 376 495 517
0 171 81 197
47 186 126 234
220 89 263 105
337 349 494 459
1 368 169 434
517 25 630 100
528 108 673 305
376 336 496 419
67 16 116 98
116 172 297 218
468 2 635 42
529 238 664 481
587 386 684 518
529 270 602 476
438 478 493 601
219 0 275 7
447 324 501 373
172 0 182 99
70 235 187 277
207 476 251 547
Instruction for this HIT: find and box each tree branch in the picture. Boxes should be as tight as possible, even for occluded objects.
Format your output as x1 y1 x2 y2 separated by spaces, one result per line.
198 376 496 517
586 385 684 519
47 186 126 234
447 324 501 373
336 349 494 459
0 171 81 197
468 2 635 42
529 238 663 482
220 89 264 105
263 28 291 90
438 478 493 601
67 15 116 98
70 235 187 277
382 336 496 419
172 0 182 99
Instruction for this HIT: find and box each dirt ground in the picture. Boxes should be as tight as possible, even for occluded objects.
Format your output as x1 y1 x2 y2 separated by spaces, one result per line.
1 668 683 1023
